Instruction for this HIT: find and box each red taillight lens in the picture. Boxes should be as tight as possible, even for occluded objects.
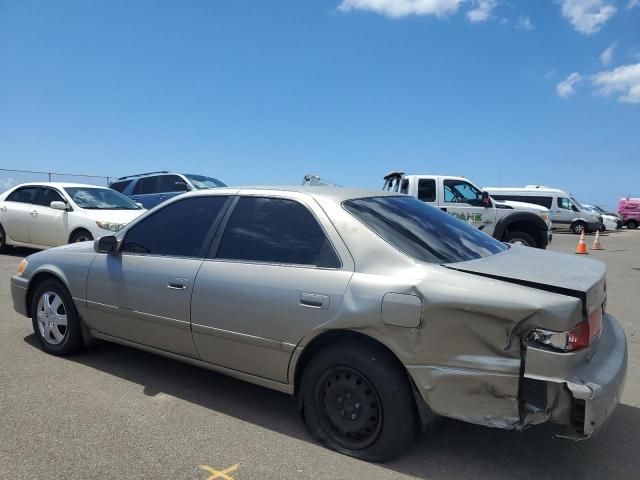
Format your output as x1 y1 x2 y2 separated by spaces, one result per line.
529 304 604 352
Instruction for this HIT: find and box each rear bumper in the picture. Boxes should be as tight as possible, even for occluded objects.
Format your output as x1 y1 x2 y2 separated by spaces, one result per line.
524 314 627 437
11 275 29 317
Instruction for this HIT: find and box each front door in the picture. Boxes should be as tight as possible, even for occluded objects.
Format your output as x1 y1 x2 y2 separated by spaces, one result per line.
554 197 574 229
85 195 231 356
191 195 353 383
440 178 495 234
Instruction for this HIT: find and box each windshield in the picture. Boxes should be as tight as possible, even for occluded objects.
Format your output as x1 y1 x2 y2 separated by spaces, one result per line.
65 187 142 210
343 196 507 264
570 196 583 209
184 174 226 189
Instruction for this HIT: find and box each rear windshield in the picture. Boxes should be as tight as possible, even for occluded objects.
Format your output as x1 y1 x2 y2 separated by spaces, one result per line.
343 196 507 264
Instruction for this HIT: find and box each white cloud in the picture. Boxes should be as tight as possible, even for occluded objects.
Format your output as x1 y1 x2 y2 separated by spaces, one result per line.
558 0 616 35
592 62 640 103
545 68 558 80
516 15 534 31
556 72 583 97
600 43 615 66
466 0 497 23
337 0 465 18
629 0 639 9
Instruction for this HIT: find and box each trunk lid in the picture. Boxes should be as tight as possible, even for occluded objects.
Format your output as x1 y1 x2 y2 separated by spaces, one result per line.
444 245 606 315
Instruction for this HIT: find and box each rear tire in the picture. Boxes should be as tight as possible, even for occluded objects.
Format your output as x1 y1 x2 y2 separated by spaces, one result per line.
300 341 417 462
69 229 93 243
627 220 639 230
31 279 84 355
505 231 537 247
571 221 587 235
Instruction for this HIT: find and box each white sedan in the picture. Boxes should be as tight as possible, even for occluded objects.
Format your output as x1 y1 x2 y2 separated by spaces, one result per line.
0 182 146 252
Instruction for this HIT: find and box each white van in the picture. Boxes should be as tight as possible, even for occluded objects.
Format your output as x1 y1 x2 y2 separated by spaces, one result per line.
484 186 602 234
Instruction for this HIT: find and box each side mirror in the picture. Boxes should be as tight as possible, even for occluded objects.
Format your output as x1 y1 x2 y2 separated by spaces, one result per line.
50 201 68 211
94 235 119 254
482 191 490 208
175 181 189 192
135 202 144 208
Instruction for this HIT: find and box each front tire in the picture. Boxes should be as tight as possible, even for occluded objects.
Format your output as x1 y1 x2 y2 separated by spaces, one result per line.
300 341 418 462
505 231 537 247
69 229 93 243
31 279 84 355
571 221 587 235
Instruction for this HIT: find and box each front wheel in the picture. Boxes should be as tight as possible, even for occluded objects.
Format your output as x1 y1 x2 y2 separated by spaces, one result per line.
571 221 587 235
300 341 418 462
31 279 84 355
69 229 93 243
505 231 537 247
627 220 639 230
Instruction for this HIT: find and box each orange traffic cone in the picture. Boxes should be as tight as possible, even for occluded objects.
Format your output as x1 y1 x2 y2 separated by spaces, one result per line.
592 230 604 250
575 231 588 255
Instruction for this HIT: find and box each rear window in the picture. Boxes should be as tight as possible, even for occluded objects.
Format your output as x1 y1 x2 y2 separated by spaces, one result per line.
343 196 507 264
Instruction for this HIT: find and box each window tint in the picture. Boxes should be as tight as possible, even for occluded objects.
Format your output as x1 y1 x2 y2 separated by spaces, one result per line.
558 197 572 210
417 179 436 202
157 174 188 193
216 197 340 268
6 187 40 204
443 180 482 205
135 177 157 195
400 180 409 194
121 196 228 257
34 188 65 207
343 196 507 264
109 180 132 193
490 195 552 209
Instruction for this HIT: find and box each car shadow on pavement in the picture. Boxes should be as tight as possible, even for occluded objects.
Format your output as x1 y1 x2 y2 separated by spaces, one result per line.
23 334 639 480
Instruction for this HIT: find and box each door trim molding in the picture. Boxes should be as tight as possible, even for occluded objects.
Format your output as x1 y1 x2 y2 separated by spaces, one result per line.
191 323 297 353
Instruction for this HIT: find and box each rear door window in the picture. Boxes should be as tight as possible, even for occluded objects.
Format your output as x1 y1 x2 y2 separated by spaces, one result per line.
135 177 158 195
215 197 340 268
156 174 188 193
109 180 132 193
121 196 229 257
417 179 436 202
6 187 40 204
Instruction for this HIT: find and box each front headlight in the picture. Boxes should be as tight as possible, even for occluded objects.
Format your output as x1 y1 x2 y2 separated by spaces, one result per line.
17 259 28 276
96 221 125 232
538 212 549 223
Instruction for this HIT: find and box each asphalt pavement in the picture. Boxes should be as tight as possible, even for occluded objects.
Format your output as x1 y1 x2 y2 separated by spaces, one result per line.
1 229 639 480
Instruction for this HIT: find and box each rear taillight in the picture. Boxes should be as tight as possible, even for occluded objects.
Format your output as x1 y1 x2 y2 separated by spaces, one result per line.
528 304 604 352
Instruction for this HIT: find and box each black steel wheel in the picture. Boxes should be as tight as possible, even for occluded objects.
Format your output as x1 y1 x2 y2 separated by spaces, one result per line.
300 339 418 462
314 366 383 450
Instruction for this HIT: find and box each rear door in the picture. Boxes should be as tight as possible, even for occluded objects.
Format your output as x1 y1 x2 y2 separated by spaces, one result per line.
29 187 68 247
190 193 354 383
86 195 231 356
0 186 40 243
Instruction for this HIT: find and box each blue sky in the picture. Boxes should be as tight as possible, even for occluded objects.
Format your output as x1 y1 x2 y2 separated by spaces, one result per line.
0 0 638 207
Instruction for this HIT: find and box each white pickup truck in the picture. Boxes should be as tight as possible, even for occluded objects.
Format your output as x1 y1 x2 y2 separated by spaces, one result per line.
383 172 552 249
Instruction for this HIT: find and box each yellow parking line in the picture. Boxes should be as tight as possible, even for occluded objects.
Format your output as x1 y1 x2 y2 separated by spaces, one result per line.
199 464 240 480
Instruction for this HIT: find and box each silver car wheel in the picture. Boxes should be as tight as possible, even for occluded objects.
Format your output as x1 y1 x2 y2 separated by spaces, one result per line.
36 291 68 345
509 239 527 246
73 234 92 243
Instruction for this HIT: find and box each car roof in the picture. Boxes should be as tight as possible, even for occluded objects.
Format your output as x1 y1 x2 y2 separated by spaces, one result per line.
184 185 402 202
114 171 178 181
10 182 112 189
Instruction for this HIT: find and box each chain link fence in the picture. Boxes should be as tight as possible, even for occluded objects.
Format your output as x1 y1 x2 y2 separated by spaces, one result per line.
0 168 114 194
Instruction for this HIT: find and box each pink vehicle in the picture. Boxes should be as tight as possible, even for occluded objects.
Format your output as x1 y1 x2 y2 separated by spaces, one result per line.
618 198 640 229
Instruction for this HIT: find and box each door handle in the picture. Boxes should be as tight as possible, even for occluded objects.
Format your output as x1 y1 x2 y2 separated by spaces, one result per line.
31 210 38 217
0 206 6 212
299 293 330 310
167 277 189 290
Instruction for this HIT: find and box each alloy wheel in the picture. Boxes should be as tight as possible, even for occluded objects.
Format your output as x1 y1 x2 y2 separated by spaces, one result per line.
36 291 68 345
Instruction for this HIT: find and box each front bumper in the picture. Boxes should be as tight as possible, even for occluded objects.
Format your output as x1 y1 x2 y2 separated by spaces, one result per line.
11 275 29 317
586 221 602 233
524 313 627 437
